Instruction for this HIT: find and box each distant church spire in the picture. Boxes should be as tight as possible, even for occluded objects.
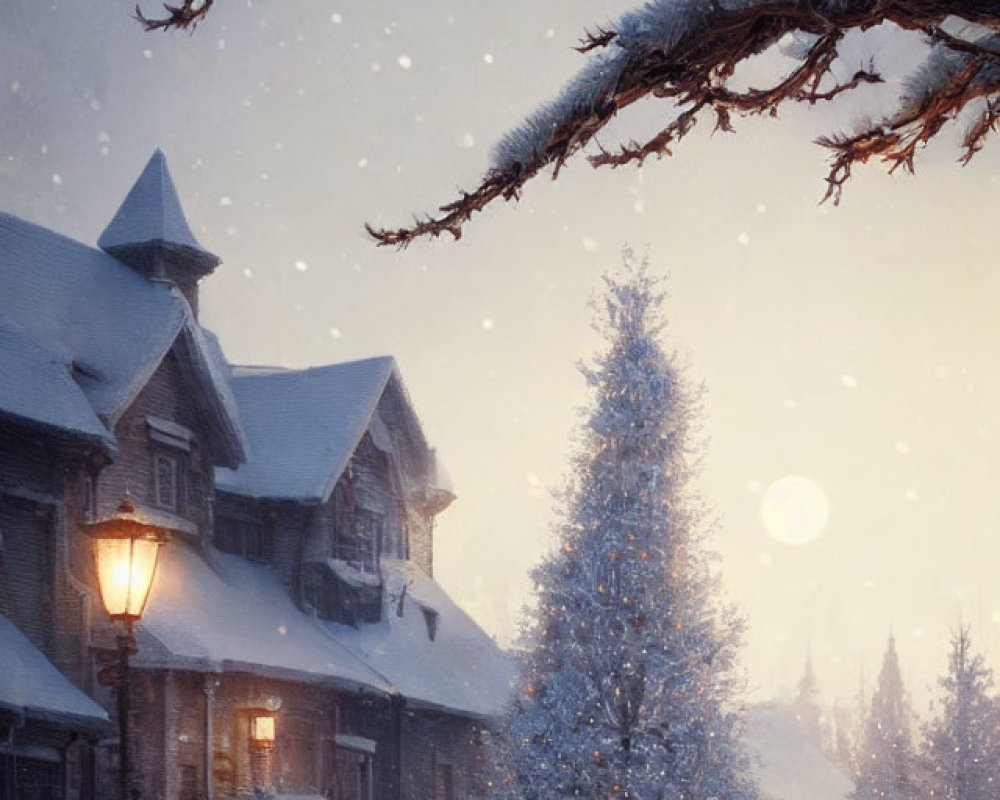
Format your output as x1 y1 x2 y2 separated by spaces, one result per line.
98 149 219 315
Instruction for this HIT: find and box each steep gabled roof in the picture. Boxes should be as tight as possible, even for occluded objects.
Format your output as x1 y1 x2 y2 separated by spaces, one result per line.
0 212 245 465
215 357 404 502
98 149 219 275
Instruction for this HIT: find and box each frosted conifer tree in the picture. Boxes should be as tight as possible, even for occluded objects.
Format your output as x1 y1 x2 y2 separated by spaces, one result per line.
922 627 999 800
490 252 756 800
852 635 919 800
830 700 855 775
791 655 823 750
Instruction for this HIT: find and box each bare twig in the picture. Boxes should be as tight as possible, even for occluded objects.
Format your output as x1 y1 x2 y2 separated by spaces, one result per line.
577 27 618 53
796 70 883 104
818 57 995 202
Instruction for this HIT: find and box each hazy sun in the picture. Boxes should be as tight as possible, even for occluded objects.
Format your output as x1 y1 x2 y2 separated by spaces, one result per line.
759 474 830 546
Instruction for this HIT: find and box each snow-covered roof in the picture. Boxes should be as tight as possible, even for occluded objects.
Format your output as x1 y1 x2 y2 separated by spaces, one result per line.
326 559 517 719
0 614 109 730
744 705 853 800
135 542 393 694
0 210 246 465
136 545 516 719
98 149 219 275
0 322 113 448
215 357 398 502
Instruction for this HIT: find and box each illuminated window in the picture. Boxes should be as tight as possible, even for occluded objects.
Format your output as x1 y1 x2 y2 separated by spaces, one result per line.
250 714 274 745
250 714 276 745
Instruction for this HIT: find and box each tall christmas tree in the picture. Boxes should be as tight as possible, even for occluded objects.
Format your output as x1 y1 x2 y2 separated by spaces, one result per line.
852 634 919 800
922 626 1000 800
491 253 756 800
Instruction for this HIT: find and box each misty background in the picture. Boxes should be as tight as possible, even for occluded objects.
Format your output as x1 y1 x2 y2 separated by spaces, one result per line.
2 0 999 714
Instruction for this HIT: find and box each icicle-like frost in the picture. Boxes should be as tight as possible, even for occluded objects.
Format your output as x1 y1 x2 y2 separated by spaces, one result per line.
491 49 629 172
491 0 724 173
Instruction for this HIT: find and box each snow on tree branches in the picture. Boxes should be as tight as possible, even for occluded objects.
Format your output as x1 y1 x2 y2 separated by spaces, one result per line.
852 635 920 800
368 0 1000 247
922 626 1000 800
135 0 214 32
790 655 824 751
488 252 755 800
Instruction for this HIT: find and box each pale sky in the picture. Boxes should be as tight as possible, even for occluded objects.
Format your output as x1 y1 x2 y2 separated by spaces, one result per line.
2 0 999 715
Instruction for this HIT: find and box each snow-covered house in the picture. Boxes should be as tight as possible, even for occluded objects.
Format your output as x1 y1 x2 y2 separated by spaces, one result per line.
744 705 854 800
0 150 513 800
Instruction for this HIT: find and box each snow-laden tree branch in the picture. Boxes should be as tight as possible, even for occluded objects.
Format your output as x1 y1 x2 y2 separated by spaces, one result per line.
135 0 214 32
368 0 1000 248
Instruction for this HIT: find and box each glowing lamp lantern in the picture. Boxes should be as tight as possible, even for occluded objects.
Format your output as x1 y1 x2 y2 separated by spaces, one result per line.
84 498 165 800
88 499 163 627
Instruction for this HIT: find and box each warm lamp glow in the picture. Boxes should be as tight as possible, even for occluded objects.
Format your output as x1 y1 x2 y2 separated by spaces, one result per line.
251 715 276 744
94 537 160 621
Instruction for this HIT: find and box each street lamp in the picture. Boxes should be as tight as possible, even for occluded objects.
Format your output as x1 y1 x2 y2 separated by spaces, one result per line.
86 498 164 800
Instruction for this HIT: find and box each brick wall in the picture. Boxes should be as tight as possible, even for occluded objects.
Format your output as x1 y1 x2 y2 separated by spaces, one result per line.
399 709 484 800
129 670 391 800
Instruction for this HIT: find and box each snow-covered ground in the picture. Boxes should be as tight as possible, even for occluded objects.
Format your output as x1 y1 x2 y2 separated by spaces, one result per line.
744 705 854 800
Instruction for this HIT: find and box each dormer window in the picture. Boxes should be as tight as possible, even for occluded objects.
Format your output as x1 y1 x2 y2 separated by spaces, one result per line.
154 453 179 511
147 416 194 515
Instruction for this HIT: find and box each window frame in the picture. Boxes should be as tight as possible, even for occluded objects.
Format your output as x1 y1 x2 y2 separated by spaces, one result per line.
335 507 384 574
153 451 180 512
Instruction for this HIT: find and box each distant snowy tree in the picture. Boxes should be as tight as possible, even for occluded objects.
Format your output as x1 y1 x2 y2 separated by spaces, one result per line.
830 700 856 775
369 2 1000 247
488 252 756 800
852 634 919 800
922 626 1000 800
790 654 824 750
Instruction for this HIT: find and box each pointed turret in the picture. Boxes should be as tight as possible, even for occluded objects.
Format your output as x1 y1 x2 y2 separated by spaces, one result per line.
98 149 219 315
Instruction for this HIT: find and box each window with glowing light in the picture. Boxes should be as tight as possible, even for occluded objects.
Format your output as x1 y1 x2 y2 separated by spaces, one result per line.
250 714 275 745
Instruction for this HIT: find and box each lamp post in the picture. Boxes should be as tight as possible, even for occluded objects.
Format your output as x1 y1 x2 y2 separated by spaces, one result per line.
86 499 164 800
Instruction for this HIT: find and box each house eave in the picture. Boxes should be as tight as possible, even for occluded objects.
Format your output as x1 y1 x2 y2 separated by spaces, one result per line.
0 408 116 458
133 657 395 699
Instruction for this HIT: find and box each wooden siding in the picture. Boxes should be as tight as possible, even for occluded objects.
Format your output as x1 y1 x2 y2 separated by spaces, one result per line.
0 492 54 655
99 349 217 537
